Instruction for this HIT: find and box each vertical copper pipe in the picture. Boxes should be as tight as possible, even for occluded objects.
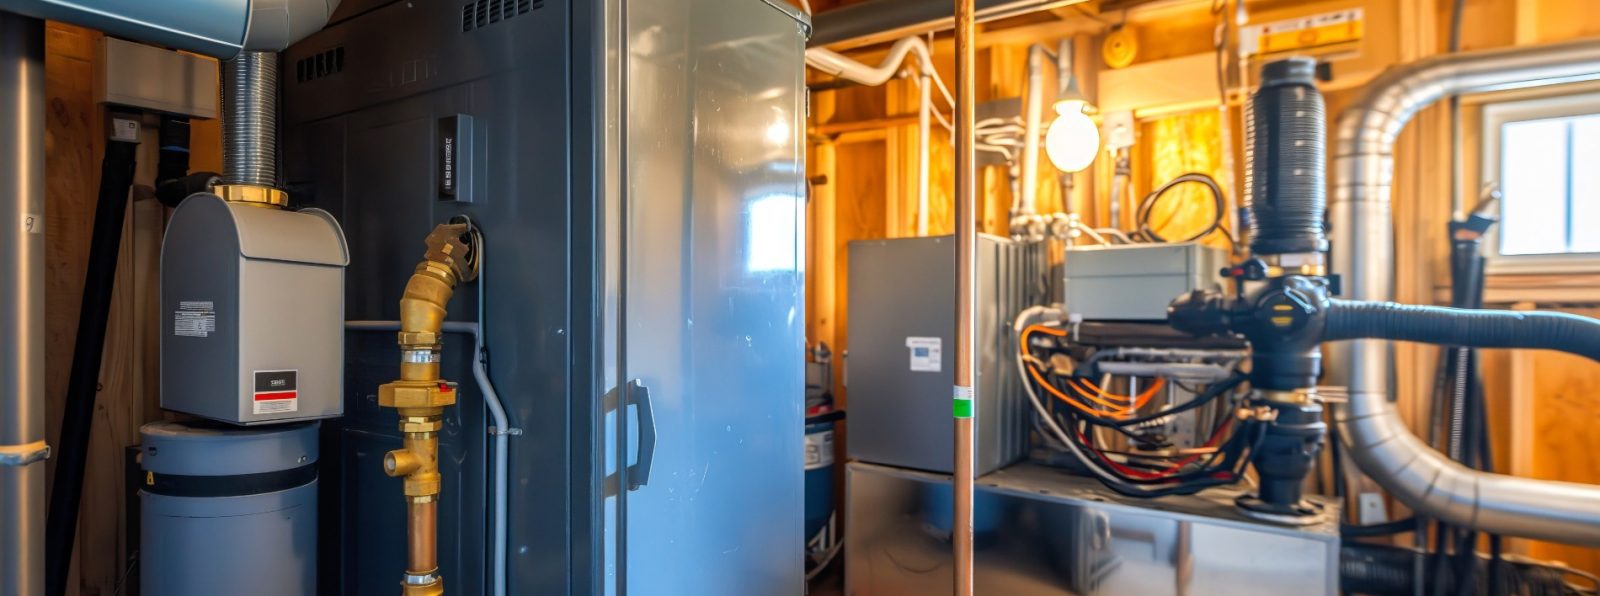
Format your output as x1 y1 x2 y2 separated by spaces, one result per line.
952 0 977 593
407 499 438 574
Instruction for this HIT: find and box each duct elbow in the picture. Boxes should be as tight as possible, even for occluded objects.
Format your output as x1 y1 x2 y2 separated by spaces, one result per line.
243 0 343 53
1340 392 1600 546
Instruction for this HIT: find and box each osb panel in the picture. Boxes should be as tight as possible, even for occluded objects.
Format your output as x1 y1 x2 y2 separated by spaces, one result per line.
1140 108 1232 251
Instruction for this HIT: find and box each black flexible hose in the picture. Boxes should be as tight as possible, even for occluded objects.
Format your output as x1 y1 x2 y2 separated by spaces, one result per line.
1242 57 1327 255
1342 516 1420 537
46 135 139 596
1323 300 1600 361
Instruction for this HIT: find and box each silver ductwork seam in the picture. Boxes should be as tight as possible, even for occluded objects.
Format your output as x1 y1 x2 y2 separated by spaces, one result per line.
1329 36 1600 546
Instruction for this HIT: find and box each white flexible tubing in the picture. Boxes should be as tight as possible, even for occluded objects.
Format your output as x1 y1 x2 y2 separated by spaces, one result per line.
807 37 951 237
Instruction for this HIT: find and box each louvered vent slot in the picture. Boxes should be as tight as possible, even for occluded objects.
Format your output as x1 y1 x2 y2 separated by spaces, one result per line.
461 0 542 32
295 47 345 83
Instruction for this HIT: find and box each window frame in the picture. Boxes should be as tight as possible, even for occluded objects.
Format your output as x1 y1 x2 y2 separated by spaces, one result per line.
1481 90 1600 275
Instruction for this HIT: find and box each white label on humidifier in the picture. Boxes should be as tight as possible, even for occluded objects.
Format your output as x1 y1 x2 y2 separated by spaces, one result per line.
804 429 835 471
252 370 299 415
173 301 216 338
905 336 942 372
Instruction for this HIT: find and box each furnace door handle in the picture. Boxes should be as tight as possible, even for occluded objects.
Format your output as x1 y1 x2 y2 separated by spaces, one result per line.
626 380 656 491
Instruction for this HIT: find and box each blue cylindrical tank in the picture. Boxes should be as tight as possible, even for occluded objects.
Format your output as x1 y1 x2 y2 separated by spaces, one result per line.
804 415 835 540
139 420 319 596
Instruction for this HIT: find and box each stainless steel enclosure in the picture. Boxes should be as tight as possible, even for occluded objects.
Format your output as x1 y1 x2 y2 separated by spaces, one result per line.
846 462 1340 595
615 0 808 592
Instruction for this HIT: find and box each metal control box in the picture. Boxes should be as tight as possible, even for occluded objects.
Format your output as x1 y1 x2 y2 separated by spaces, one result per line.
160 193 348 424
1063 242 1227 321
846 235 1044 475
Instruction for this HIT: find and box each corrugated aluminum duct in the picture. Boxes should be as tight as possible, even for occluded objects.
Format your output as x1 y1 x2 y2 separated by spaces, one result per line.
1329 36 1600 546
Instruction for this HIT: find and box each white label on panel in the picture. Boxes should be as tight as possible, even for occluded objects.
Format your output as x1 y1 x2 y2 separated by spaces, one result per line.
905 336 942 372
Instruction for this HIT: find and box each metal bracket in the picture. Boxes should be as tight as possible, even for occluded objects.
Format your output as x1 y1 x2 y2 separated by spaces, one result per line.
487 426 523 437
0 440 51 467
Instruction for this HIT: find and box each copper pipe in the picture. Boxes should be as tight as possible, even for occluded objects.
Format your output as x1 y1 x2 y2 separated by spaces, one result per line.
407 499 438 574
952 0 977 593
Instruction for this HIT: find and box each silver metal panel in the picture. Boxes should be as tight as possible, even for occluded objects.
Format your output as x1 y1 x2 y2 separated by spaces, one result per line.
619 0 807 593
1063 242 1226 322
95 37 218 118
846 236 1038 475
845 462 1339 595
160 194 347 424
0 12 46 596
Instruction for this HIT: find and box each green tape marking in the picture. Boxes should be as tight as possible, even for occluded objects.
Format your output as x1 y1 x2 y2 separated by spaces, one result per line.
953 385 974 419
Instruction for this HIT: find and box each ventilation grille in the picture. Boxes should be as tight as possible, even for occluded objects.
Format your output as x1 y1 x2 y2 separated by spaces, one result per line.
295 47 345 83
461 0 542 32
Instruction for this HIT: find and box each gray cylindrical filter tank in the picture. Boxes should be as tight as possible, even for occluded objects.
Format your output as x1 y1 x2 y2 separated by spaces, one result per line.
140 420 319 596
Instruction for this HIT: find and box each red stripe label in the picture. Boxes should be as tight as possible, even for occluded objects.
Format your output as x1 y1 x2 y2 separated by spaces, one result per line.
254 391 298 401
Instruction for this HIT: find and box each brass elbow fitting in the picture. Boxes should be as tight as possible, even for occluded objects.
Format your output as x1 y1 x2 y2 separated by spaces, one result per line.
378 222 478 596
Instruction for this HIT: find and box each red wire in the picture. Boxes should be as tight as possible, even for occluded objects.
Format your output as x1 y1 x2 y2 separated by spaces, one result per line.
1074 415 1236 481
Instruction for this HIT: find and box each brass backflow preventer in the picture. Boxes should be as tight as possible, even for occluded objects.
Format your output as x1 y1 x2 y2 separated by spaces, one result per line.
378 222 479 596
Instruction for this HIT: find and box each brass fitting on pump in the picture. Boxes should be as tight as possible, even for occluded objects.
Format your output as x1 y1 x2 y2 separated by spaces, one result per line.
377 222 478 596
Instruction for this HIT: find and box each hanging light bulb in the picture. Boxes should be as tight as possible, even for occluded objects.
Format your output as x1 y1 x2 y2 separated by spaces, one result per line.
1045 98 1099 173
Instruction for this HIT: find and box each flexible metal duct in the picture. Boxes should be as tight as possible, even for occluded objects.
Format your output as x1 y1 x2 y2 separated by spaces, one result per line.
1329 36 1600 546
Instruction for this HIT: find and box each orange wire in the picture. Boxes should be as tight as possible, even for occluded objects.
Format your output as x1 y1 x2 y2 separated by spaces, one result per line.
1020 324 1169 417
1027 364 1129 417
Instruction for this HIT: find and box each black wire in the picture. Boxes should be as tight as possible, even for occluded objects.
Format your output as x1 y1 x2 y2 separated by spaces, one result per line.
1134 173 1228 244
1342 516 1421 537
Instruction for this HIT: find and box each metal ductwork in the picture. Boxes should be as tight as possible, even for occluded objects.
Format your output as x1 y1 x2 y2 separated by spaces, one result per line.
1329 36 1600 546
809 0 1084 49
0 0 340 59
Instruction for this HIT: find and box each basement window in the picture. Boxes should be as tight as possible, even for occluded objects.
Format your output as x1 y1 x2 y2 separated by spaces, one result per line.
1482 91 1600 273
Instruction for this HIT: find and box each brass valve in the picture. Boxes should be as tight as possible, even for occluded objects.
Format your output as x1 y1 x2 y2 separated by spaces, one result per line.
378 221 479 596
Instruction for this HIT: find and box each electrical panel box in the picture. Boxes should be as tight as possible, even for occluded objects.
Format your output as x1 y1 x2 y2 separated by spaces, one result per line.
1063 242 1226 322
846 235 1045 475
160 193 348 425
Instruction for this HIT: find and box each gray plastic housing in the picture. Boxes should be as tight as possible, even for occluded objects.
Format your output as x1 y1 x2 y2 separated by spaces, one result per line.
140 420 319 596
1063 242 1228 321
160 193 348 424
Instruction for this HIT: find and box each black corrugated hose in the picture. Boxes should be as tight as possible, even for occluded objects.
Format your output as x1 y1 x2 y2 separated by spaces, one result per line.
45 120 139 596
1242 57 1328 256
1323 300 1600 362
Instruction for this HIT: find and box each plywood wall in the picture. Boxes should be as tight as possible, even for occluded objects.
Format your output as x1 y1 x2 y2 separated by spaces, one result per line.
41 22 218 596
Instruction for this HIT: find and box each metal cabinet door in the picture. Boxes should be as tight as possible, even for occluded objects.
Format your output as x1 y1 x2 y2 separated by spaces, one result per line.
612 1 808 594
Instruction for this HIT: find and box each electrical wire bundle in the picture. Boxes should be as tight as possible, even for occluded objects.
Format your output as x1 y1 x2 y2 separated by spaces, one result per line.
1129 172 1236 251
1016 315 1263 498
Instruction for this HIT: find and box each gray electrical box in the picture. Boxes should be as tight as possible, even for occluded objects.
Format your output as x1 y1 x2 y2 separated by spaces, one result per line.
1063 242 1227 321
846 235 1044 475
160 193 348 424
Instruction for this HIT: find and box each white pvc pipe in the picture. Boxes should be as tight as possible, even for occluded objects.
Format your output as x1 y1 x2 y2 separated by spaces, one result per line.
807 37 952 236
